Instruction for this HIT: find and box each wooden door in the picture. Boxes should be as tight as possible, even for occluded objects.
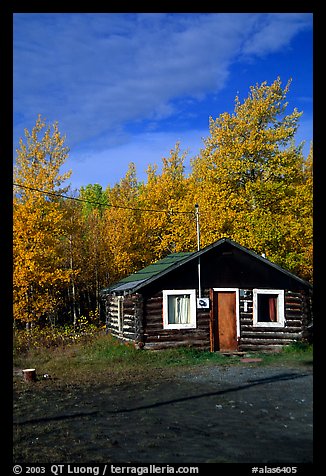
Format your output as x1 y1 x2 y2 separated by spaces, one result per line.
211 291 238 351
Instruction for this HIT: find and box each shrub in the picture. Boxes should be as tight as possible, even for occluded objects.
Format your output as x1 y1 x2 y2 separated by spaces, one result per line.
13 317 104 355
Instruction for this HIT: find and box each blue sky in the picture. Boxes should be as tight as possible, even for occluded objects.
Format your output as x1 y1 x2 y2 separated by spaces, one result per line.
13 13 313 190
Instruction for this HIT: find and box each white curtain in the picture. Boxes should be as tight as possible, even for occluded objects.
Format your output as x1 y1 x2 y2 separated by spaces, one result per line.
168 295 190 324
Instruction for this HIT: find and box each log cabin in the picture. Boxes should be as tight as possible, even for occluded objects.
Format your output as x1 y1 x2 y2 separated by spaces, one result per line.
101 238 313 352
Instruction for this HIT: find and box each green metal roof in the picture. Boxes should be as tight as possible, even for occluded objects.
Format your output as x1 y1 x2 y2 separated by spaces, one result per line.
101 238 312 295
103 252 194 293
120 252 193 283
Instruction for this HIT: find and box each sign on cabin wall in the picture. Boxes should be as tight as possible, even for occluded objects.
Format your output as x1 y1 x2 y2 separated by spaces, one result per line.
197 298 210 309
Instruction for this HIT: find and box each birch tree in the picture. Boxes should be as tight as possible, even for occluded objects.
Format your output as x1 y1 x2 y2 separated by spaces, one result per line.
13 116 72 324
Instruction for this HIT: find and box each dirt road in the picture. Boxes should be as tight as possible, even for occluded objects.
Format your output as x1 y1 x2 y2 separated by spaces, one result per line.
13 363 313 464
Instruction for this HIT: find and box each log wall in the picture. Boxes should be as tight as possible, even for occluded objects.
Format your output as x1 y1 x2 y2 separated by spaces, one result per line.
238 289 312 351
104 293 144 345
103 287 312 352
143 290 211 350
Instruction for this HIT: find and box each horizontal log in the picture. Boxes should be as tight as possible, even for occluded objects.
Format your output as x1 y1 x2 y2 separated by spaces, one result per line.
145 305 163 314
144 323 164 332
108 327 120 334
145 327 209 337
240 331 301 339
144 324 210 334
146 295 163 305
121 307 136 314
145 338 209 347
197 321 210 329
145 330 209 342
122 332 138 339
122 315 135 321
128 295 142 303
107 306 135 316
240 319 253 325
240 325 254 332
145 303 161 311
285 295 304 300
285 307 304 314
197 309 211 316
285 324 303 330
109 330 138 340
145 312 162 320
239 344 285 352
107 301 137 310
286 306 304 313
241 326 299 333
107 319 116 326
109 324 137 333
113 335 135 343
145 341 209 350
144 315 163 324
284 316 304 324
145 312 210 323
285 298 303 304
121 324 136 332
107 307 119 314
239 337 295 345
285 306 303 313
240 315 304 323
145 339 209 348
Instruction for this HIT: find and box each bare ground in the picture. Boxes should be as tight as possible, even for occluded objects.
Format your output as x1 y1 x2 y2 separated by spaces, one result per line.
13 362 313 464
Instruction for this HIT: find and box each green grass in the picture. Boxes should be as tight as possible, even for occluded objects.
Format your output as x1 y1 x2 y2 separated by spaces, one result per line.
13 331 313 388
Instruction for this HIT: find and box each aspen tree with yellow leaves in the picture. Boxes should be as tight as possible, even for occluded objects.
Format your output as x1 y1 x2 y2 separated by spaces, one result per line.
58 197 83 325
140 142 195 257
13 78 312 329
13 116 73 325
189 77 312 280
104 163 148 281
78 184 110 312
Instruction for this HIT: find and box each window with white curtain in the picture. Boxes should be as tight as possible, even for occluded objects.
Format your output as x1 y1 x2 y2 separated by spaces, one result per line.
163 289 196 329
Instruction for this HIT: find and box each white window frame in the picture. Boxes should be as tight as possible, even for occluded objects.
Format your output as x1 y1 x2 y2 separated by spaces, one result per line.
163 289 197 329
253 289 285 327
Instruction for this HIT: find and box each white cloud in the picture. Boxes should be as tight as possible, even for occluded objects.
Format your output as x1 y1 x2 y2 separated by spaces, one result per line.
64 128 207 189
14 12 312 176
241 13 312 57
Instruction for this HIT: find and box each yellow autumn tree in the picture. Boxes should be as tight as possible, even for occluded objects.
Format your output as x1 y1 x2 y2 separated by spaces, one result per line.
57 196 84 325
13 116 72 325
189 77 312 280
78 184 111 313
140 142 195 257
104 163 147 282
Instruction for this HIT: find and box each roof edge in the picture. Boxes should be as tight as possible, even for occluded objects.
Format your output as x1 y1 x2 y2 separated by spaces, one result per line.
102 237 312 294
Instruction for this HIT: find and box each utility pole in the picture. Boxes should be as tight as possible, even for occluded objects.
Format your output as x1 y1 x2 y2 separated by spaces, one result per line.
195 204 201 299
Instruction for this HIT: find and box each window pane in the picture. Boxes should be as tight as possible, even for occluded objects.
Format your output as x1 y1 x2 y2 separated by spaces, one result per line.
257 294 278 322
168 295 190 324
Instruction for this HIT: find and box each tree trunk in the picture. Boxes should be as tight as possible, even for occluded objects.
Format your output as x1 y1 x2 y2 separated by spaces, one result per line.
69 234 78 327
23 368 36 382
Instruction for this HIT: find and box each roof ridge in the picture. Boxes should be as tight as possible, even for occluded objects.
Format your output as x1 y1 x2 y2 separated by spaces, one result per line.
101 238 312 295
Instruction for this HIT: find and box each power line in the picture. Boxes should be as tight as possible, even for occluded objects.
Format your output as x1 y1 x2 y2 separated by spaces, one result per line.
13 183 195 216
